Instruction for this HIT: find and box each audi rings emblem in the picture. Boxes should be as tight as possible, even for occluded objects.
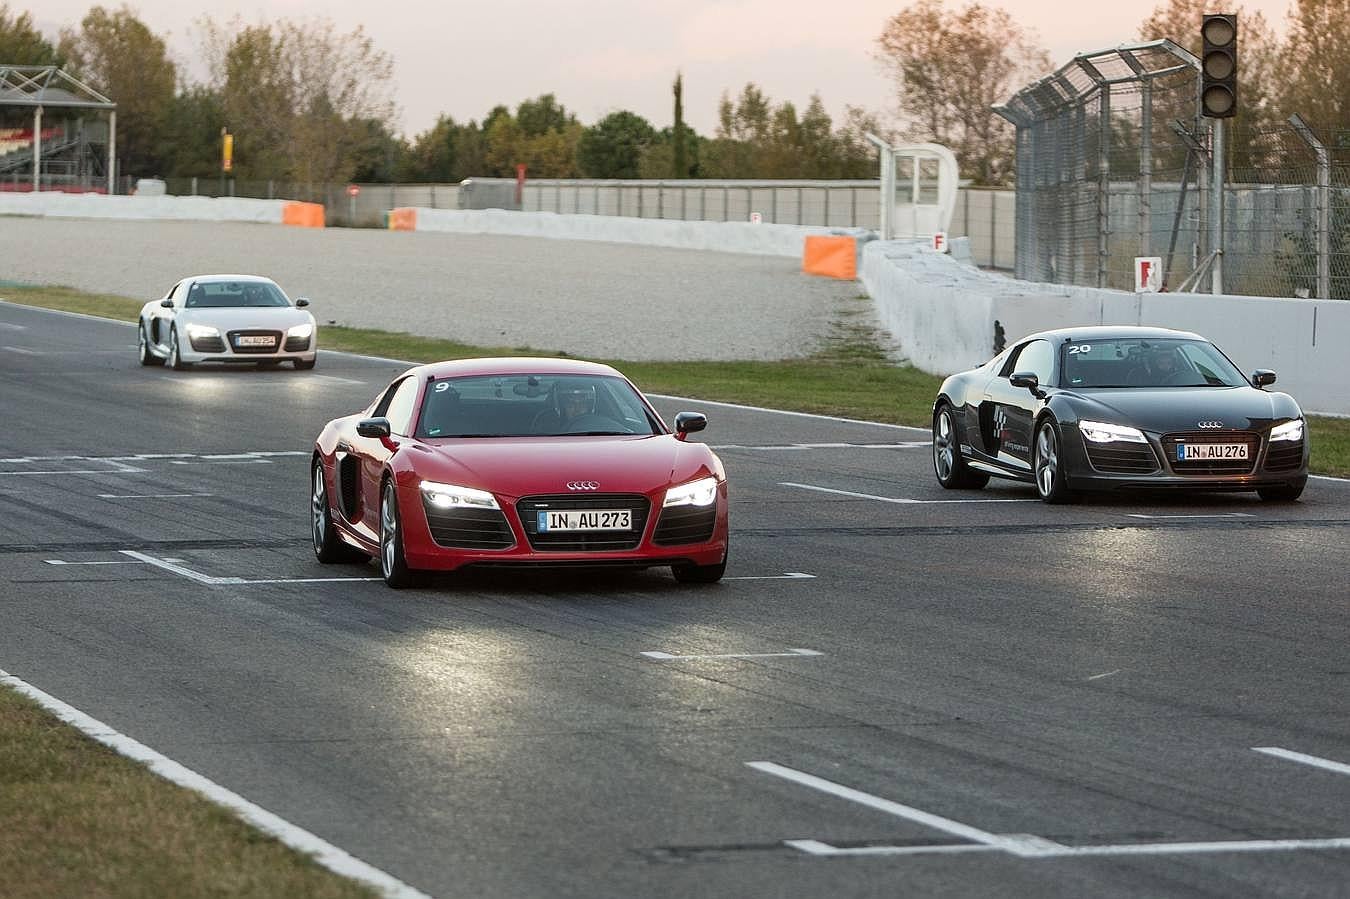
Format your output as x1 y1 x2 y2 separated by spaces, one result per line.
1196 420 1225 429
567 481 600 491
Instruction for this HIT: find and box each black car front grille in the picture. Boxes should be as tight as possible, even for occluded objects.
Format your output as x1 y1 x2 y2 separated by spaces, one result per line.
227 329 282 354
517 494 649 552
1083 441 1159 474
284 334 310 352
1163 431 1259 475
653 504 717 545
188 335 226 353
421 500 515 550
1265 440 1305 472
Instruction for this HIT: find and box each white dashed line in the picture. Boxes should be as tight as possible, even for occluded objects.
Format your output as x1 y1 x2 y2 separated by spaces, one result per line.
1253 747 1350 778
780 482 1037 504
641 649 822 661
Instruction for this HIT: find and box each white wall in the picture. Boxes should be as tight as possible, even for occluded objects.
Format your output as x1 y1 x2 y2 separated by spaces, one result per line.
406 208 869 258
862 239 1350 416
0 191 289 224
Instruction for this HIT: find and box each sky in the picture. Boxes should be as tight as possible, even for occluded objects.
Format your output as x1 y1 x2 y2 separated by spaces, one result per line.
28 0 1296 139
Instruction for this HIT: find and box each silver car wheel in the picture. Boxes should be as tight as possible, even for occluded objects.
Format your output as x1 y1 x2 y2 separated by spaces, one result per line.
311 467 327 551
168 329 180 367
1036 424 1058 497
933 408 955 481
380 484 397 577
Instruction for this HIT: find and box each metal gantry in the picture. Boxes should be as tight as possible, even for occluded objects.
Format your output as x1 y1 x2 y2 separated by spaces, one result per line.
0 66 117 193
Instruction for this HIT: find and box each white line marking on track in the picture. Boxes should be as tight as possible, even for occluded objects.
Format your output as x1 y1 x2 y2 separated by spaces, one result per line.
649 394 930 432
1126 513 1256 520
0 667 433 899
0 321 27 330
1253 747 1350 777
0 468 148 476
780 482 1037 504
121 550 244 585
642 648 823 661
784 837 1350 859
713 442 928 451
311 374 370 385
1087 669 1123 681
98 493 215 499
723 572 816 580
170 458 271 465
119 551 379 586
45 559 146 566
784 839 997 857
747 761 1052 855
3 345 37 355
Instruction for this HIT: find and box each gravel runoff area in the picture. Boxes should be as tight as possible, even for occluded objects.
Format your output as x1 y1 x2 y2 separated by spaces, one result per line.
1 217 864 361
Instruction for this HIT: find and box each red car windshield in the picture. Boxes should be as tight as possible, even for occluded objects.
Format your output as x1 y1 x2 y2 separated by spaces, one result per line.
416 374 662 438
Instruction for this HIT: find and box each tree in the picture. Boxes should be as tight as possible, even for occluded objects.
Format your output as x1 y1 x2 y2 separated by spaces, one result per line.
0 4 63 66
198 16 396 187
516 93 575 137
59 5 176 178
672 71 687 177
577 110 656 178
160 86 225 178
876 0 1050 184
1274 0 1350 134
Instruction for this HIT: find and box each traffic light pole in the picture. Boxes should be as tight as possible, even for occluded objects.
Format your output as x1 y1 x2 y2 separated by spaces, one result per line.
1208 117 1225 294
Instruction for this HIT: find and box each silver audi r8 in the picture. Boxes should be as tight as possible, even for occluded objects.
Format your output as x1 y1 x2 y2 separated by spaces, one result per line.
137 274 318 370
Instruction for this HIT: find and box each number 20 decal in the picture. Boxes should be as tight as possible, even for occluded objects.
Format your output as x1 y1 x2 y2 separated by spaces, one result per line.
1067 344 1092 355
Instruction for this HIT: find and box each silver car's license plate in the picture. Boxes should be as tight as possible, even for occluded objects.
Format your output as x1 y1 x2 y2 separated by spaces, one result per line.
1178 442 1248 461
537 510 632 532
236 335 275 347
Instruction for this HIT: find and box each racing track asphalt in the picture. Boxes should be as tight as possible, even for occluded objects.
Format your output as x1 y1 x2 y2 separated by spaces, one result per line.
1 302 1348 898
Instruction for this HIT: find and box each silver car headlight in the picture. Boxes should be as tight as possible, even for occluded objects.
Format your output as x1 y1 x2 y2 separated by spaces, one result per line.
287 323 314 340
184 323 220 340
1269 419 1304 442
1078 420 1147 444
663 476 718 508
418 480 499 510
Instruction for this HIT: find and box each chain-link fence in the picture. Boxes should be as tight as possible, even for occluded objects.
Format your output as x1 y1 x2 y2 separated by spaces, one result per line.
997 39 1350 299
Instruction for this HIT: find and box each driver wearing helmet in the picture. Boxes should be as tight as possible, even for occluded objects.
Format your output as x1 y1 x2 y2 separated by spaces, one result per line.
1146 347 1187 385
532 379 598 433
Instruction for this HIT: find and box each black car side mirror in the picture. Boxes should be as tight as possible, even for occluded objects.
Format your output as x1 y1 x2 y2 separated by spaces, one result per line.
357 417 392 439
159 298 174 308
1251 369 1277 387
1009 371 1045 398
674 412 707 441
295 297 310 308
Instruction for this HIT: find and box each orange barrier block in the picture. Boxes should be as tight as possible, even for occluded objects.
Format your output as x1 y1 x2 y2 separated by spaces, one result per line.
802 235 856 279
388 207 417 231
282 201 325 228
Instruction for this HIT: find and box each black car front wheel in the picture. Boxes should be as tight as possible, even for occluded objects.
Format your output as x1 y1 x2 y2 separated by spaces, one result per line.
933 403 989 489
1258 476 1307 502
1033 419 1074 504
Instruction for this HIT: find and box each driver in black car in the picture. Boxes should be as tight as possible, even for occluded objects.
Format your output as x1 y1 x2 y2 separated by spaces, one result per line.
1146 347 1188 385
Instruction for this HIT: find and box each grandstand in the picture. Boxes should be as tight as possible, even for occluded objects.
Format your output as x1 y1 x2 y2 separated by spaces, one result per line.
0 66 115 193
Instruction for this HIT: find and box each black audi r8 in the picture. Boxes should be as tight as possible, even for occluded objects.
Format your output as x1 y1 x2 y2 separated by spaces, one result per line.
931 326 1310 503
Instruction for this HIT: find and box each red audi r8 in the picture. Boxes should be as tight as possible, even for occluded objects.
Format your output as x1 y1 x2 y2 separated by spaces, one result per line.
311 358 729 587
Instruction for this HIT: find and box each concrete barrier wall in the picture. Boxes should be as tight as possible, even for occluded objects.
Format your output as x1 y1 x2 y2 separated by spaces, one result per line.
403 207 868 258
862 239 1350 416
0 191 290 224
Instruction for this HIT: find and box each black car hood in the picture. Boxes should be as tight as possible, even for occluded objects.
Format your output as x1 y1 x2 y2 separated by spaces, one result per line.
1059 386 1299 434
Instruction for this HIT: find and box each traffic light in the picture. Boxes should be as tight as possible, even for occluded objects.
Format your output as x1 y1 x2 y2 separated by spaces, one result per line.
1201 14 1238 118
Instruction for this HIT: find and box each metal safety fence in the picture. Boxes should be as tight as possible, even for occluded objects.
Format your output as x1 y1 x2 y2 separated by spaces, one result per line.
997 39 1350 298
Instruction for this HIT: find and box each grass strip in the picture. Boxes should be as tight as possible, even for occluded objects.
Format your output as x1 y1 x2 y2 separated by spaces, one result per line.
3 285 1346 477
0 686 377 899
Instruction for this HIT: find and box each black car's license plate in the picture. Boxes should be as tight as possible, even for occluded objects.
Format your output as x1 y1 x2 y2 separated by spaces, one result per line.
1177 442 1248 461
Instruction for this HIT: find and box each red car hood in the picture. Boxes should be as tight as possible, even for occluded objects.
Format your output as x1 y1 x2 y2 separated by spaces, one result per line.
402 435 717 499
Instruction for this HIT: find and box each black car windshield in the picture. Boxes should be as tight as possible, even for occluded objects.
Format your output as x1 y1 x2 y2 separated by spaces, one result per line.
1060 337 1248 388
416 374 662 438
185 281 290 308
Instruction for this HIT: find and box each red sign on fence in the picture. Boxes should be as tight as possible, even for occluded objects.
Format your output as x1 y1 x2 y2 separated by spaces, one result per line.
347 184 361 198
